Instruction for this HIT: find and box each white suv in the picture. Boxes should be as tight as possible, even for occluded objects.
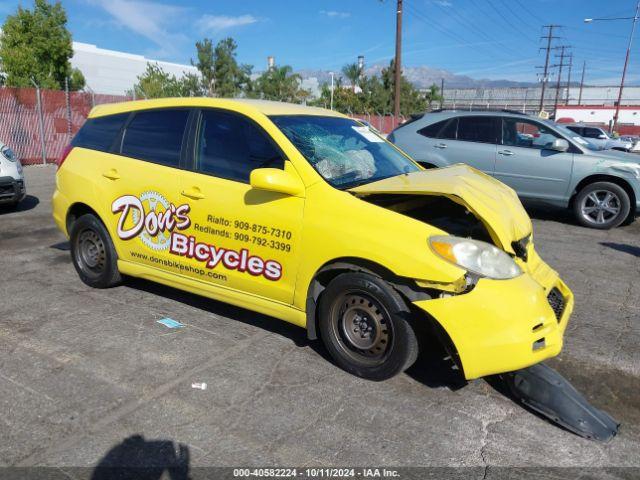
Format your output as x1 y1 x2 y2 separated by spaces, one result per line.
564 124 633 152
0 141 26 208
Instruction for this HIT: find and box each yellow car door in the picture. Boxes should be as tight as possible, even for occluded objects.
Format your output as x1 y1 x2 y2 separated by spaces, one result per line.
105 108 192 269
174 108 305 305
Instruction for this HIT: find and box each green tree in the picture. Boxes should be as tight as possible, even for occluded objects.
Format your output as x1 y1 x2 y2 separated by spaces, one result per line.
254 65 304 103
342 62 362 92
192 38 215 95
130 63 204 98
424 83 443 109
380 60 427 116
179 72 205 97
68 67 86 91
213 37 251 98
0 0 84 90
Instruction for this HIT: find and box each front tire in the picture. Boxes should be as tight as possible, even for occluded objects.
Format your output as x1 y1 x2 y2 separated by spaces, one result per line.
318 272 419 381
70 214 122 288
573 182 631 229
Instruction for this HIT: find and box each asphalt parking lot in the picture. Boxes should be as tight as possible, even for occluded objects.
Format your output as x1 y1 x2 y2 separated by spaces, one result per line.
1 165 639 476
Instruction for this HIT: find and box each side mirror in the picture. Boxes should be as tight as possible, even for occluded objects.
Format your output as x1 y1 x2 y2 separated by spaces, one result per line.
250 168 304 196
597 134 608 140
549 138 570 152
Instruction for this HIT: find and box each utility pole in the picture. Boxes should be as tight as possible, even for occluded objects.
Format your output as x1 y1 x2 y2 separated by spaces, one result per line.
440 77 445 109
552 46 570 117
565 53 573 105
393 0 403 121
537 25 561 113
613 1 640 132
578 61 586 105
585 1 640 132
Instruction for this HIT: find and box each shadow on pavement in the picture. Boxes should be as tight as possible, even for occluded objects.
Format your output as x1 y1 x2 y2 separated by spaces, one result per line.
522 202 576 225
600 242 640 258
91 434 190 480
0 194 39 214
125 277 466 391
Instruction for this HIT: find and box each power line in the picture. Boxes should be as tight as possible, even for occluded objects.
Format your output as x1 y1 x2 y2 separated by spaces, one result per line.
404 3 519 62
497 0 541 33
513 0 547 24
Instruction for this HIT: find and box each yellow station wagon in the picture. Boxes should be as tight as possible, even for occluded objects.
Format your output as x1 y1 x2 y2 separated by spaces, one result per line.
52 98 573 381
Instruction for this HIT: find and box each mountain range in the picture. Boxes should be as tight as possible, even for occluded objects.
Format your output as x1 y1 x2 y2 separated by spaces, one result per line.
297 64 540 89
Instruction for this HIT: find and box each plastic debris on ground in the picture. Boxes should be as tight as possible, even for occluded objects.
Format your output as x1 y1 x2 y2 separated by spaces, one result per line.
156 318 185 329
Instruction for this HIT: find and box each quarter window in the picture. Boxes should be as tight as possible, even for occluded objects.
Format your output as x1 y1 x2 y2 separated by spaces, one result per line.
502 118 561 150
196 110 283 183
456 116 499 144
121 109 189 167
72 113 129 152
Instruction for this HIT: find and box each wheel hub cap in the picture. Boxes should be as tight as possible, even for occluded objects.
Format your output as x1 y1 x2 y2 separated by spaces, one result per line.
581 190 621 224
339 294 389 355
78 230 106 272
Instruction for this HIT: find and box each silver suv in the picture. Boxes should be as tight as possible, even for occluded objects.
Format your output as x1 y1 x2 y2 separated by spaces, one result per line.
564 124 633 152
388 110 640 229
0 141 26 208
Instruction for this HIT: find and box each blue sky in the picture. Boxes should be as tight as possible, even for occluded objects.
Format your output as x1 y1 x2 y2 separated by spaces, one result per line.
1 0 638 85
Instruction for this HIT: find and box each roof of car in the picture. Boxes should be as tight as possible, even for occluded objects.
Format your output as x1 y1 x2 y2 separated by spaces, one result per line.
393 109 534 133
89 98 345 119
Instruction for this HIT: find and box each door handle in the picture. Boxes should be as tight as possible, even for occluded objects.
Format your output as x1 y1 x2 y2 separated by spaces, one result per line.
498 150 515 156
181 187 205 200
433 143 448 149
102 169 121 180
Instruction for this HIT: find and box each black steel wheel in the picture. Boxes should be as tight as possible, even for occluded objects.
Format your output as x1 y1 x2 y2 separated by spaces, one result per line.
318 272 418 381
70 214 121 288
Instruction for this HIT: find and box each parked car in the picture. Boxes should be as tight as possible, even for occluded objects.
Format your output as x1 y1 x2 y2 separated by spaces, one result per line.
0 141 26 208
52 98 573 382
564 124 633 152
388 110 640 229
620 135 640 153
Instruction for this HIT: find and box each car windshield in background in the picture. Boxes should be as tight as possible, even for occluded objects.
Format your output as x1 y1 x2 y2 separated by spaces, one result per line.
548 122 603 151
270 115 419 189
1 146 16 160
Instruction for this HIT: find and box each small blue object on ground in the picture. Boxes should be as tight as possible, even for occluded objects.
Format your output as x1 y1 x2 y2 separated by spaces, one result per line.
157 318 185 329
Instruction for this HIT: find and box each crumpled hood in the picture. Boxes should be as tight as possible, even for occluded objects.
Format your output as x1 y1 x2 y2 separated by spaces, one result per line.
349 164 532 253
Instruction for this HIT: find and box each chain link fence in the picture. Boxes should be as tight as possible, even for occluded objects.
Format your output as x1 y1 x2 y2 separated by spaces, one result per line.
0 87 131 165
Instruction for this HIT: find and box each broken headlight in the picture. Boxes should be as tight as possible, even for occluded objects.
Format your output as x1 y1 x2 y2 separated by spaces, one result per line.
429 235 522 280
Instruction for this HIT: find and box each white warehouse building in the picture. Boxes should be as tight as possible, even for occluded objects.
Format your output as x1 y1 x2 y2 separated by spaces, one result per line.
70 42 198 96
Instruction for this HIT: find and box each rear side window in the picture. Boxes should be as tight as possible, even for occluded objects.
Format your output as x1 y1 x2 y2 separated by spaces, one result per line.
565 126 582 136
196 110 283 183
418 119 457 140
121 109 189 167
72 113 128 152
457 116 499 144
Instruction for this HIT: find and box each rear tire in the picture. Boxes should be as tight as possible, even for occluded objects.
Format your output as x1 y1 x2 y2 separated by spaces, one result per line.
318 272 419 381
573 182 631 229
70 214 122 288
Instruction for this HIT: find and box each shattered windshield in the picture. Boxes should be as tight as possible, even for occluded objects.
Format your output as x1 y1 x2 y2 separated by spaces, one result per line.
270 115 420 189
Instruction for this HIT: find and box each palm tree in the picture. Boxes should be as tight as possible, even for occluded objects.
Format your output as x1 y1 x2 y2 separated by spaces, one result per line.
342 62 362 92
256 65 303 102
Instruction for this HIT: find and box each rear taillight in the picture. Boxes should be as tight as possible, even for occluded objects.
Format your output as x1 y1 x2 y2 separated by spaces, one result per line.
57 145 73 169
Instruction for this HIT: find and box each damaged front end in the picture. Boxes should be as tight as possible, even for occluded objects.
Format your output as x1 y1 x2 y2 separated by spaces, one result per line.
350 165 574 380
